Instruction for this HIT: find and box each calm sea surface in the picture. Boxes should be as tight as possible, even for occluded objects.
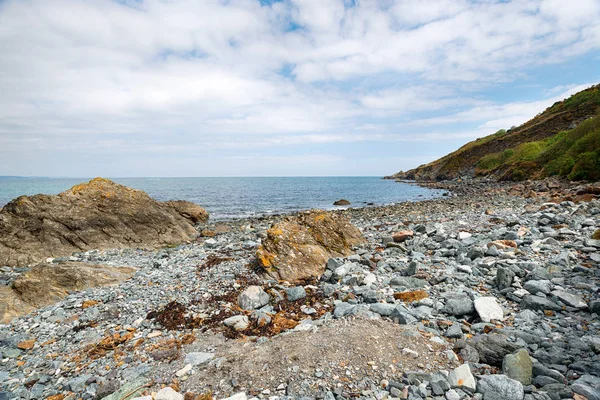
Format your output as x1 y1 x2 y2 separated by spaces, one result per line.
0 177 446 220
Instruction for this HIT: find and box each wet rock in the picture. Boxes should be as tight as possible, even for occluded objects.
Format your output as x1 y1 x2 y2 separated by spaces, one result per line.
477 374 524 400
503 349 532 385
0 178 206 267
333 199 350 206
474 297 504 322
256 211 366 283
238 286 270 310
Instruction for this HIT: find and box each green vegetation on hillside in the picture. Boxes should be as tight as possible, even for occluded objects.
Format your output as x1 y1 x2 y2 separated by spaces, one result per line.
476 113 600 181
389 83 600 182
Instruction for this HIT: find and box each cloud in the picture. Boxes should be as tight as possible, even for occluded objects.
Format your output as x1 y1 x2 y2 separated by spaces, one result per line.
0 0 599 176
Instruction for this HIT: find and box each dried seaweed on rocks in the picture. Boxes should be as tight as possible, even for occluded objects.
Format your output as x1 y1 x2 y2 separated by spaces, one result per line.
197 254 234 273
148 301 203 330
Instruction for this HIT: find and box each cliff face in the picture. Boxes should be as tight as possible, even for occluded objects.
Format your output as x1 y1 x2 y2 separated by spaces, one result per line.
388 84 600 182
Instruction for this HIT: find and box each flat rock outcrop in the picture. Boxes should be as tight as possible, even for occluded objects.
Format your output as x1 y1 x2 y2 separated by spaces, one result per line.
0 178 208 266
0 262 136 323
256 210 366 283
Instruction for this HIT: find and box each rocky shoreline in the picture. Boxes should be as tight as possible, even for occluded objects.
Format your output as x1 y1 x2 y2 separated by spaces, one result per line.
1 179 599 400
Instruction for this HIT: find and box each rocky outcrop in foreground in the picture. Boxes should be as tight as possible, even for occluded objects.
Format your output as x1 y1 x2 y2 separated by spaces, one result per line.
0 178 208 266
256 211 366 282
0 262 136 323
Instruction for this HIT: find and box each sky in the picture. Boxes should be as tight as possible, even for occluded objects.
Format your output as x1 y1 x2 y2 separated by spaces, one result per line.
1 0 600 177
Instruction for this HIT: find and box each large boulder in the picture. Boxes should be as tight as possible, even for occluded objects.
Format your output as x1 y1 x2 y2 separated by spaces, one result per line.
256 210 366 283
0 178 208 266
0 262 136 323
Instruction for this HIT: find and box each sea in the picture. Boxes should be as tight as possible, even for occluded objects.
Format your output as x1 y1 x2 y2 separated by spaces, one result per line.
0 177 446 220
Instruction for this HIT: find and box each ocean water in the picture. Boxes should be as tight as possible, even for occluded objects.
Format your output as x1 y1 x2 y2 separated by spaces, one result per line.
0 177 446 220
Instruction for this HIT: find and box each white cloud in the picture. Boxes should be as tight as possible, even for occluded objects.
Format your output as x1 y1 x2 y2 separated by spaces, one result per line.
0 0 599 176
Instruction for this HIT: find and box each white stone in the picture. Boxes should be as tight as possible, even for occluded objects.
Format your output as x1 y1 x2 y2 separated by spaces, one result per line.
185 352 215 366
156 387 184 400
448 363 476 391
147 330 162 338
363 272 377 286
223 315 249 331
474 297 504 322
459 232 472 240
401 348 419 358
131 397 153 400
175 364 191 377
551 290 588 309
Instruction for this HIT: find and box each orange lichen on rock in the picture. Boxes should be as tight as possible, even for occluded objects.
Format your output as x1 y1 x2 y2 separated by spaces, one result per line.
17 339 36 350
394 290 429 303
82 300 100 309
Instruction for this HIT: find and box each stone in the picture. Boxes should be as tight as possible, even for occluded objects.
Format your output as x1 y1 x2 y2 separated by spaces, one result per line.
477 374 524 400
334 302 355 318
503 349 533 385
443 293 475 316
393 230 414 243
447 363 476 391
370 303 396 317
68 374 93 392
156 387 184 400
286 286 307 301
256 211 366 283
550 290 587 309
469 334 521 367
496 267 515 290
474 297 504 322
16 339 36 350
238 286 270 310
185 352 214 366
0 262 136 323
523 280 551 295
333 199 350 206
445 389 460 400
175 364 192 377
221 394 248 400
163 200 209 224
571 375 600 400
446 322 464 339
391 304 417 324
223 315 249 331
521 295 561 312
0 178 207 267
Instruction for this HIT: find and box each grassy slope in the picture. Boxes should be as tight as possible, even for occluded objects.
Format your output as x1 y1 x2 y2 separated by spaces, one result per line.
390 84 600 181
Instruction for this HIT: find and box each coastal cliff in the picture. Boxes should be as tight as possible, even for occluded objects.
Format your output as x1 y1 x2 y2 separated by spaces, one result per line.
387 84 600 182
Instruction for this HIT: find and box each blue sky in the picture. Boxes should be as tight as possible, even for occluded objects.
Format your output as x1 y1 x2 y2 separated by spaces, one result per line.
0 0 599 177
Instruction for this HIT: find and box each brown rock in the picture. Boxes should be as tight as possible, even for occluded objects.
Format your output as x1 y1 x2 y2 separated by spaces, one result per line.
392 230 414 243
333 199 351 206
486 240 517 250
0 178 208 266
164 200 209 224
0 262 136 323
593 229 600 240
394 290 429 303
17 339 36 350
256 210 366 283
